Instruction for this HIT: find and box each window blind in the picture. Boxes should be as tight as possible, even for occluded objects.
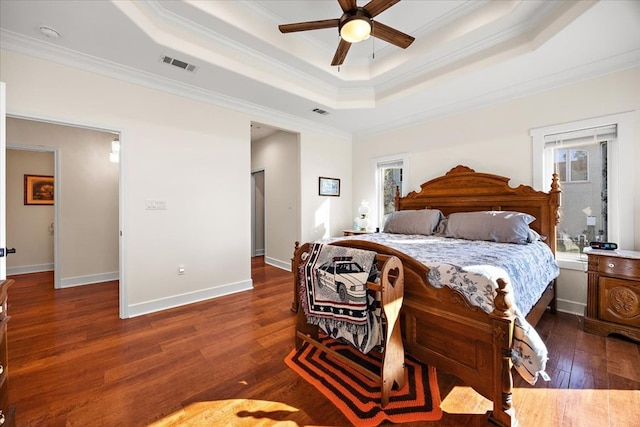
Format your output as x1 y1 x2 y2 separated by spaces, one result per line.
544 124 617 148
377 159 404 169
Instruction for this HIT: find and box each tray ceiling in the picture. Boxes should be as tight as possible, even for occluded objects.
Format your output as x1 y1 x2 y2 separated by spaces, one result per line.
1 0 639 139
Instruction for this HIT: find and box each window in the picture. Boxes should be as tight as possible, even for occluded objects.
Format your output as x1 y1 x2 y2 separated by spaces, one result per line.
532 112 636 270
554 148 589 182
546 128 612 256
375 154 409 229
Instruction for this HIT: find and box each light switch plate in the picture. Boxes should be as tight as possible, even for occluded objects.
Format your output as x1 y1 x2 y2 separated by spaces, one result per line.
145 199 166 210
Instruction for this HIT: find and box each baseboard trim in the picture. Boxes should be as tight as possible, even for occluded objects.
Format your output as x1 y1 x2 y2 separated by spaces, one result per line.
265 256 291 272
59 272 119 288
556 298 586 316
7 263 54 276
126 279 253 318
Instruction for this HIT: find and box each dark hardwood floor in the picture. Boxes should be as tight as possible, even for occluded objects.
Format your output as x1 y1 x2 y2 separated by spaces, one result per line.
6 257 640 426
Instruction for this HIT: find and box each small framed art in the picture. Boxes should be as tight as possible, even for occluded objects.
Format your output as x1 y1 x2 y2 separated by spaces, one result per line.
24 174 54 205
319 177 340 197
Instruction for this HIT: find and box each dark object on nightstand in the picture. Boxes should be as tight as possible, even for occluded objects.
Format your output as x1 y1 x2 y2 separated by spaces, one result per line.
589 241 618 250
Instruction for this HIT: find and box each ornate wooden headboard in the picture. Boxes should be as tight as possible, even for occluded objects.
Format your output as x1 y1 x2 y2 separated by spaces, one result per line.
395 165 561 254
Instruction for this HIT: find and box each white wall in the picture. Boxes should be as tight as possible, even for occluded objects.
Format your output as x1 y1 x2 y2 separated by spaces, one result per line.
1 49 353 317
6 148 54 274
300 132 353 243
0 49 252 317
353 67 640 315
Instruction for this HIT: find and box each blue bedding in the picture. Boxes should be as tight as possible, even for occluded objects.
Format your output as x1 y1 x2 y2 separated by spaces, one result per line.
328 233 559 316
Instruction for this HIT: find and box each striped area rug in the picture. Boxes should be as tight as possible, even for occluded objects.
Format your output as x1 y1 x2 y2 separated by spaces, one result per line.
285 338 442 426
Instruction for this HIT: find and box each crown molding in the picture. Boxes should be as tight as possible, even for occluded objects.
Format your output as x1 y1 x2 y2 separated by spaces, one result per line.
5 28 636 144
354 50 640 140
0 29 350 141
113 0 357 109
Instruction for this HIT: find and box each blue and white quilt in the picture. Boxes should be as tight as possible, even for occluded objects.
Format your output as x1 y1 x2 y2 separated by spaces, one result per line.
328 233 558 316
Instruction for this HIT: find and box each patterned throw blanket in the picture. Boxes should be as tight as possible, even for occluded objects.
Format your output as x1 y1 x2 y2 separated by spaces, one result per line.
299 243 381 353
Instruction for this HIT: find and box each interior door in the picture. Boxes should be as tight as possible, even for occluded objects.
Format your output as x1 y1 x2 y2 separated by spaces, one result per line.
1 82 7 279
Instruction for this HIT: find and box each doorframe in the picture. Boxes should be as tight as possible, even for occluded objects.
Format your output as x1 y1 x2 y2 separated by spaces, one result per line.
5 112 127 318
6 144 60 287
0 82 5 280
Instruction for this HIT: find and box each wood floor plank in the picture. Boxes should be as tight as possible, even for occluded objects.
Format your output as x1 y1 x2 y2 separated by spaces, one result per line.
6 262 640 426
606 336 640 383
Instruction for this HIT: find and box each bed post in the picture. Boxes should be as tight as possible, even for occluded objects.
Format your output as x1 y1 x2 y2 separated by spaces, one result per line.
489 278 516 427
548 172 561 255
291 242 319 350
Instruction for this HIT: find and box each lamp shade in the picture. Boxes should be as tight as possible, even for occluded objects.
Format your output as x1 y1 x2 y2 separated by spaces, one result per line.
358 200 370 216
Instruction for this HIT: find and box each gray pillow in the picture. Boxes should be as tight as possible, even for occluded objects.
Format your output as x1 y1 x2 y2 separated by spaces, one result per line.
441 211 536 244
383 209 442 235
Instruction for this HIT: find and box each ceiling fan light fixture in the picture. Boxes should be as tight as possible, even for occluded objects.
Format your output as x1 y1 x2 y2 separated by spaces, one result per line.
339 10 372 43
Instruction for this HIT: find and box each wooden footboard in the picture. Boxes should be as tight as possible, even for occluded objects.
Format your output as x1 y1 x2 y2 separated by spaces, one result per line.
292 242 406 408
319 239 518 426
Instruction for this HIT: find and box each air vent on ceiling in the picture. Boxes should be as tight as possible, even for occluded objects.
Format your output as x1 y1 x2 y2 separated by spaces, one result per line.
161 55 197 72
312 108 329 116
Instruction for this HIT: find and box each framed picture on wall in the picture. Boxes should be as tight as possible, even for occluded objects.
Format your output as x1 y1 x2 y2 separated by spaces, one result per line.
24 174 54 205
319 176 340 197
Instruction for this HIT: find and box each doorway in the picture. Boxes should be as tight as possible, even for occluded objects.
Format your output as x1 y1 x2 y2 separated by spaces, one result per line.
5 117 120 299
251 170 265 257
250 122 300 269
5 147 56 278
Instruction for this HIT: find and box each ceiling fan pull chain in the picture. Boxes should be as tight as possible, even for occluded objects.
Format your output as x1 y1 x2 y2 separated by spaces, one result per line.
371 20 375 60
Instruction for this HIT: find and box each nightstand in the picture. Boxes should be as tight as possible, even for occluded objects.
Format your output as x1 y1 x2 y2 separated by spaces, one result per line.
343 229 374 236
583 248 640 342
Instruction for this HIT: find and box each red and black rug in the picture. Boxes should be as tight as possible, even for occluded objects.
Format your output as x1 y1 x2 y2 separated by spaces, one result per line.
285 338 442 426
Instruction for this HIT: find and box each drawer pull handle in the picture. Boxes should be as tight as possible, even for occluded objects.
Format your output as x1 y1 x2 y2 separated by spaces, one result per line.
0 364 3 375
608 263 615 268
0 410 5 425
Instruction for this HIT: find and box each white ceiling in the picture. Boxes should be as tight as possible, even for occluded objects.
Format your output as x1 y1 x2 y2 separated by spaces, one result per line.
1 0 639 140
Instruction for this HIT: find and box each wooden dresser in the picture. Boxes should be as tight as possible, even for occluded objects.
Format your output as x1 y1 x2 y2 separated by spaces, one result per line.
0 279 15 427
583 248 640 342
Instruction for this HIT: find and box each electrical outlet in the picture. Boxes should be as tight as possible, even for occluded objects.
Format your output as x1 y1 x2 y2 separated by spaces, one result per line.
178 264 185 275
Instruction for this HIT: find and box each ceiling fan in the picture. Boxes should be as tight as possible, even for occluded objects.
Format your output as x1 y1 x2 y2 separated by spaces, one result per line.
278 0 415 66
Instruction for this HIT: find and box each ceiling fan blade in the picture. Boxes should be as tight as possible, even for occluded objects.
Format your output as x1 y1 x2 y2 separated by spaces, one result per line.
338 0 357 13
363 0 401 18
331 39 352 66
371 20 415 48
279 19 340 33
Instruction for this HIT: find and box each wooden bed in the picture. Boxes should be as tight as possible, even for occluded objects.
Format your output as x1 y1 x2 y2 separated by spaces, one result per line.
292 165 561 427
